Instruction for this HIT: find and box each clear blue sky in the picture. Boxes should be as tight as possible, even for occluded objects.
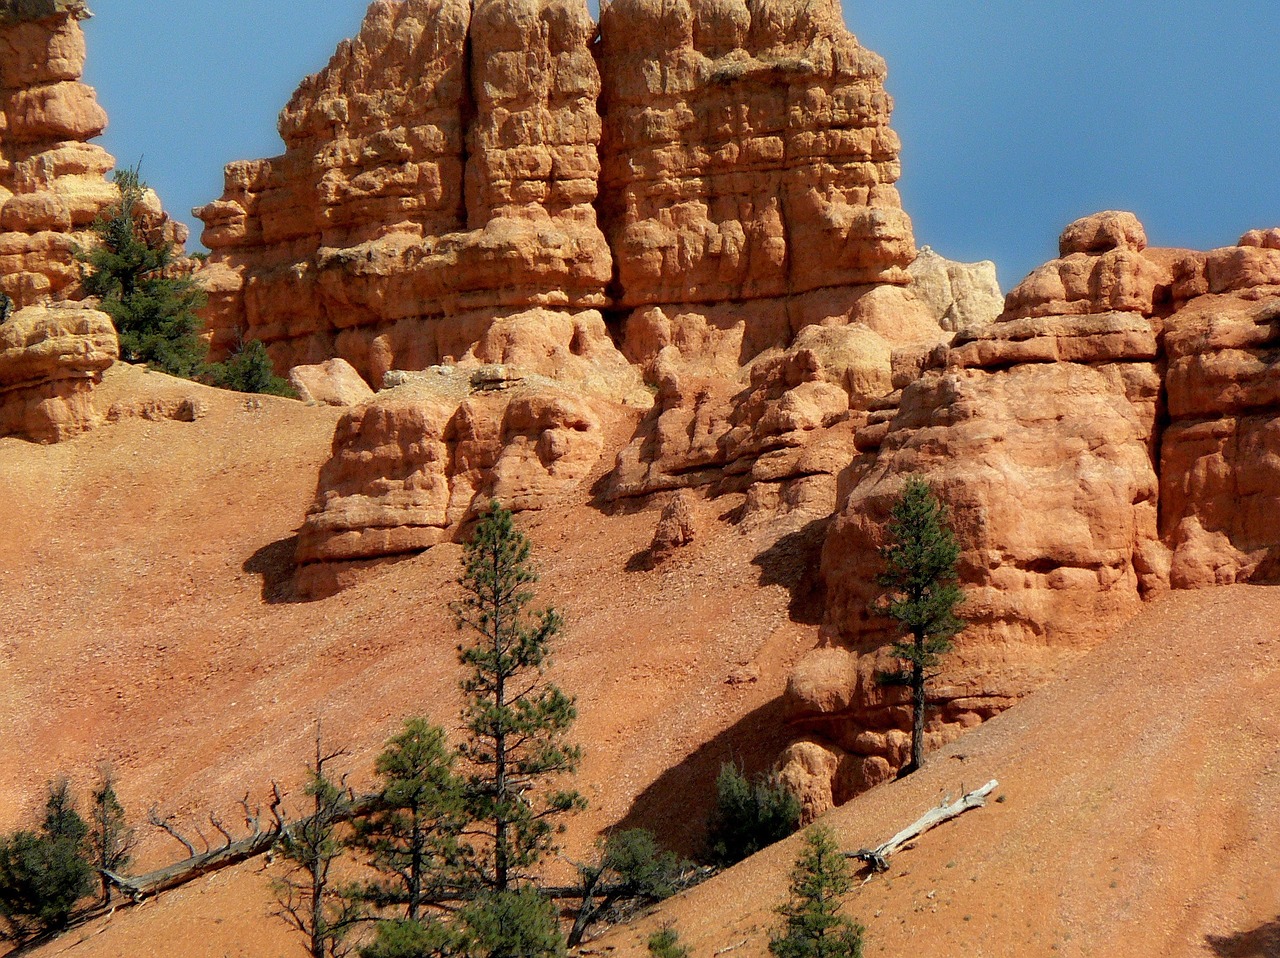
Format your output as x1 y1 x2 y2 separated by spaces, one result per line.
81 1 1280 288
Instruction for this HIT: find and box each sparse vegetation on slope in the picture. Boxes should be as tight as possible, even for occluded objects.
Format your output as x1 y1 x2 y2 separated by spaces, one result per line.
769 827 864 958
706 763 801 867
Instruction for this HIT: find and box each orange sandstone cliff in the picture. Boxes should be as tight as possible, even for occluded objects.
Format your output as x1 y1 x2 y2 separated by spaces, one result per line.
194 1 1280 809
781 212 1280 814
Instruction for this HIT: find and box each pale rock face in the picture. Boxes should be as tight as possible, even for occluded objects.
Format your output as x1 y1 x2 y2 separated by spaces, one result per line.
288 358 376 407
906 247 1003 333
295 371 613 598
0 303 117 441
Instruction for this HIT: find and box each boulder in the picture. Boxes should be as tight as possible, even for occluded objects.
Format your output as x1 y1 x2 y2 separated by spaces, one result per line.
649 490 699 563
288 358 375 407
0 303 116 441
295 372 612 598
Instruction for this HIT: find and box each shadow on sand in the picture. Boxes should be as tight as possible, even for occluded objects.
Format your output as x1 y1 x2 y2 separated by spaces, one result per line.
749 516 831 626
243 534 304 604
1206 918 1280 957
610 696 794 859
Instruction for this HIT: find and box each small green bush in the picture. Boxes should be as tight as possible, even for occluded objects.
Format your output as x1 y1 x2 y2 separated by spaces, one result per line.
648 925 690 958
706 763 801 867
360 918 459 958
204 338 295 397
458 886 565 958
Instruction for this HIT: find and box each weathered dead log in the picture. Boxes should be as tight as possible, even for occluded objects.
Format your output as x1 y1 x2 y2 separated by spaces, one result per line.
848 779 999 872
104 828 279 899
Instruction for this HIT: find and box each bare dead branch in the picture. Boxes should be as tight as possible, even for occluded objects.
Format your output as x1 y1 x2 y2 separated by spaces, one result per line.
209 811 234 850
147 806 196 857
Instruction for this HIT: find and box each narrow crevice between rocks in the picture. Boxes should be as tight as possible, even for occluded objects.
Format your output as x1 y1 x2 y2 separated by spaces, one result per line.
458 3 478 231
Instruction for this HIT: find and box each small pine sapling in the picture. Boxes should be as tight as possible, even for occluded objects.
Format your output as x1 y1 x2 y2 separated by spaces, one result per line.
769 827 864 958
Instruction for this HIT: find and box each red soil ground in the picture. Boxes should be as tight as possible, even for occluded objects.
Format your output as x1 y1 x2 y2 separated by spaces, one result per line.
2 367 1275 957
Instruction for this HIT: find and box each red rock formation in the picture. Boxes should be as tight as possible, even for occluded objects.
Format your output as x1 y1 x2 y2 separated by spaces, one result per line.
0 1 194 441
782 211 1280 815
0 302 117 441
0 0 113 306
598 0 914 319
295 367 615 598
1161 232 1280 588
195 0 611 385
195 0 976 408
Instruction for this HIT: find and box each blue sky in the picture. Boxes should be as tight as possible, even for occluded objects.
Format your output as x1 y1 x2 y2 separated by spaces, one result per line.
82 1 1280 288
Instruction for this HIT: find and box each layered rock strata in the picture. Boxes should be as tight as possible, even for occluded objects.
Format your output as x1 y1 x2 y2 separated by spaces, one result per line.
0 0 112 307
195 0 611 384
781 212 1280 816
194 0 945 392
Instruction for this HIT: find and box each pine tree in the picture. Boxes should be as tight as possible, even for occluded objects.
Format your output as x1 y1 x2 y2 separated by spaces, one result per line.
876 476 966 775
350 719 462 921
769 827 864 958
0 780 94 942
453 501 584 894
204 336 295 397
79 166 207 378
90 769 134 903
568 829 690 946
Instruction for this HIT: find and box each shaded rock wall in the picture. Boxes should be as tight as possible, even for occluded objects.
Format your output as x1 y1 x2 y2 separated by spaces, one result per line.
783 212 1280 816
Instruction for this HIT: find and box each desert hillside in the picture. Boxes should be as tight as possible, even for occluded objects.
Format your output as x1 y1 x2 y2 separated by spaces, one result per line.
1 364 822 955
593 583 1280 958
2 0 1279 955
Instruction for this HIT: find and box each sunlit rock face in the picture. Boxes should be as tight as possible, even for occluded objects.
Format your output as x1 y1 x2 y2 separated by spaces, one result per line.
781 211 1280 818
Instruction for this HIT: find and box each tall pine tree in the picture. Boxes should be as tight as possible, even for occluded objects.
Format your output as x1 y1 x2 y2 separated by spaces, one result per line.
452 502 584 894
876 476 966 775
79 167 207 378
